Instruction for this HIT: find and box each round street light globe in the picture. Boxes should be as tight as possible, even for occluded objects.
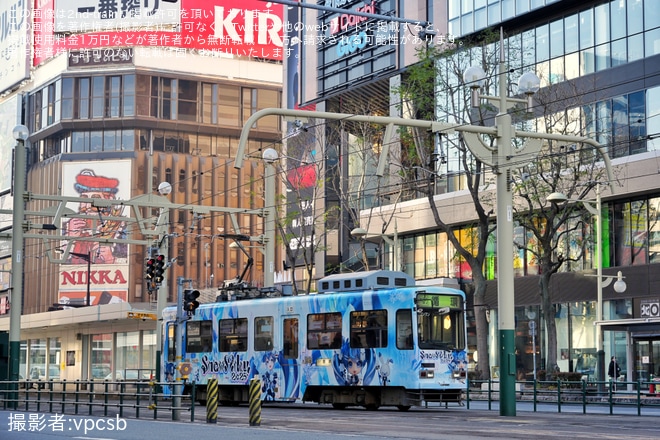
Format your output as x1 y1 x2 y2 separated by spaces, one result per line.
518 71 541 95
13 124 29 141
463 65 486 88
613 271 627 293
262 148 279 164
350 227 368 238
158 181 172 195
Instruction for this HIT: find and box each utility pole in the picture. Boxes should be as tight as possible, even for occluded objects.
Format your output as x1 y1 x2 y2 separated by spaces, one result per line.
8 125 29 401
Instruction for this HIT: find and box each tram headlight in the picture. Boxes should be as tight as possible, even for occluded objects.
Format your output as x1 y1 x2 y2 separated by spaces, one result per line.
419 369 434 379
452 369 467 380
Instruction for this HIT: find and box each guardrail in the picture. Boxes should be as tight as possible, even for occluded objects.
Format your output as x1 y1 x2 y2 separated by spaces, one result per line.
0 379 196 421
466 379 660 415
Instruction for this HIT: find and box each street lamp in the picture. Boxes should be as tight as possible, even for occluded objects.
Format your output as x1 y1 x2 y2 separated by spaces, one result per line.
462 32 541 417
350 226 399 271
547 184 627 389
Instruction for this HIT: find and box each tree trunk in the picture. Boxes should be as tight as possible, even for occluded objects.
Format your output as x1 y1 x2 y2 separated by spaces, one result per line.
539 272 558 377
472 273 490 380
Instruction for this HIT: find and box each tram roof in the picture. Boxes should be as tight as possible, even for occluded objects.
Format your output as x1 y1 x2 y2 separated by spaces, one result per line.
317 270 415 294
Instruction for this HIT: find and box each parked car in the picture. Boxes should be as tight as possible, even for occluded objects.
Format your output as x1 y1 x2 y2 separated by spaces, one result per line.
91 365 112 379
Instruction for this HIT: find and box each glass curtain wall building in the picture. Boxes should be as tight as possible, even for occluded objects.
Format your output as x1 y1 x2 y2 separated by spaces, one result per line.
325 0 660 379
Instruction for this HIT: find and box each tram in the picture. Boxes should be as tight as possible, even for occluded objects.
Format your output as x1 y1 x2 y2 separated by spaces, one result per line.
161 270 467 410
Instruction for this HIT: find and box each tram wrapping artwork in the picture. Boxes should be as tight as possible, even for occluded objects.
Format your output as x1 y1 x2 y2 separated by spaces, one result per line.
161 271 467 410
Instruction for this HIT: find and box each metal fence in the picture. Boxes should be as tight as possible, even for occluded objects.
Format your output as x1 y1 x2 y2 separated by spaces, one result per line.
466 379 660 415
2 378 660 418
0 379 195 421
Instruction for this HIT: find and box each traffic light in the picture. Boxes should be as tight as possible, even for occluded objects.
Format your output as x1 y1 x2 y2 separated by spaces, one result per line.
183 289 200 315
154 254 166 284
145 258 156 280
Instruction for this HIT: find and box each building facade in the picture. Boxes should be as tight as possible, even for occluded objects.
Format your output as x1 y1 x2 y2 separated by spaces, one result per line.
295 0 660 382
0 1 284 382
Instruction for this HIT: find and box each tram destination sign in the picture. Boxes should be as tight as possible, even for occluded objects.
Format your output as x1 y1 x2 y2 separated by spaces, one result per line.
415 293 462 309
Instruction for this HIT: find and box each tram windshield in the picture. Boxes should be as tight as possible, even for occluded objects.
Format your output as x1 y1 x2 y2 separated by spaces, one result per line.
416 293 465 351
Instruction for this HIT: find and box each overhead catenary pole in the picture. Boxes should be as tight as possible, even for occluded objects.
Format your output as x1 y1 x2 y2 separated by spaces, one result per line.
492 39 517 417
9 125 28 398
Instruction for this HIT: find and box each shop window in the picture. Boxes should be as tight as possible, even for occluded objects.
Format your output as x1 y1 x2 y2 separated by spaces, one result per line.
90 334 112 380
32 90 43 131
105 76 122 118
218 85 240 126
61 77 73 119
123 74 135 117
92 76 104 118
77 78 90 119
28 339 46 380
178 79 198 122
115 331 140 380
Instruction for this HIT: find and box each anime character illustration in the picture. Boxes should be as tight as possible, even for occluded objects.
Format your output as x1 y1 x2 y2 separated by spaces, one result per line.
332 339 376 386
376 353 393 386
63 169 128 265
261 351 280 401
449 350 469 383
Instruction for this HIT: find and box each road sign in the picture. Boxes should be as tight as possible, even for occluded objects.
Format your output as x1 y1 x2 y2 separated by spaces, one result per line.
127 311 157 320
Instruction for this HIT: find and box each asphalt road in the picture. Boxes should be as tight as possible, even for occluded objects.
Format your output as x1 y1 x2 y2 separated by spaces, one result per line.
3 400 658 440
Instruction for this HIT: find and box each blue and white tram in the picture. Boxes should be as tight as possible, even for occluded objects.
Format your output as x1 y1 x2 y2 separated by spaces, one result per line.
161 270 468 410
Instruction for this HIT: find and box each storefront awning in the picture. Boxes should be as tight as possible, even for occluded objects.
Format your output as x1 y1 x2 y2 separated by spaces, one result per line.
595 317 660 334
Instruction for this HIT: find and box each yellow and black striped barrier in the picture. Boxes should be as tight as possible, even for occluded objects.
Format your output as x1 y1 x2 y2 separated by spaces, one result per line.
206 378 218 424
248 378 261 426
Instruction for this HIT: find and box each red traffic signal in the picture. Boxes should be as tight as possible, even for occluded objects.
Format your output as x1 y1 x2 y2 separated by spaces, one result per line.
154 254 166 283
145 258 156 279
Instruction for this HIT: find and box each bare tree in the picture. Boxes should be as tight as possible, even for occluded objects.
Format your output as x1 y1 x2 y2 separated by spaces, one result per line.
275 119 335 294
394 30 508 380
510 75 610 375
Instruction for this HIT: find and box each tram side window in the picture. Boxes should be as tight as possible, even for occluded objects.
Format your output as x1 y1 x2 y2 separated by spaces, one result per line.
396 310 413 350
254 316 274 351
307 313 342 350
350 310 387 348
283 318 299 359
186 320 213 353
219 318 248 352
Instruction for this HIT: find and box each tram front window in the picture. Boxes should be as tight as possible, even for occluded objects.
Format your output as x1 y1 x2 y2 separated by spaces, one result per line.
417 310 463 351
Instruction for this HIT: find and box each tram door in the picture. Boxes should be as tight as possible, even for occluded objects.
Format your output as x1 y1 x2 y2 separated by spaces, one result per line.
632 338 660 384
279 316 299 400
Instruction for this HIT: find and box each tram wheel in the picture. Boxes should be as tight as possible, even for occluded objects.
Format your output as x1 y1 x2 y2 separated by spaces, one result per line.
396 405 411 412
332 403 348 410
365 404 380 411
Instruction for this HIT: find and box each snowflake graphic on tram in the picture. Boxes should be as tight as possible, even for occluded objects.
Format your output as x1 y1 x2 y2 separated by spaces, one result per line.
161 270 467 410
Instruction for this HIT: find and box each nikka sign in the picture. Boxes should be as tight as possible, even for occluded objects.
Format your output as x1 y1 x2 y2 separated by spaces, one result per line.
59 264 129 305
